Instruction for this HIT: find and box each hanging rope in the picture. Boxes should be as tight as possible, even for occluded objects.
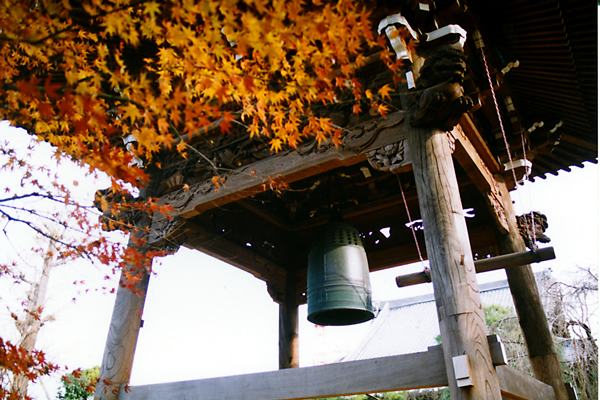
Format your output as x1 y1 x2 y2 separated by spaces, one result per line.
475 31 537 248
396 175 424 263
519 128 538 245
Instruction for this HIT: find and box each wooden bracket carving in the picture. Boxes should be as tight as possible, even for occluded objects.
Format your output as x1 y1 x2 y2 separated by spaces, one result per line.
367 140 409 173
148 216 186 250
408 46 474 131
94 188 141 232
517 211 550 249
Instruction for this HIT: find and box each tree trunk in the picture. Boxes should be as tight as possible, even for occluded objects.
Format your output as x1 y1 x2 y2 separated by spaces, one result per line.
11 239 58 398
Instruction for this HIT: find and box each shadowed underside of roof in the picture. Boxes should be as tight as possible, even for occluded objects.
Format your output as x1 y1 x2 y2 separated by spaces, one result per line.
473 0 597 179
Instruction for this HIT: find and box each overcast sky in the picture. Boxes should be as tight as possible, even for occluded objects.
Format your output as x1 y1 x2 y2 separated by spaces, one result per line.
0 124 597 399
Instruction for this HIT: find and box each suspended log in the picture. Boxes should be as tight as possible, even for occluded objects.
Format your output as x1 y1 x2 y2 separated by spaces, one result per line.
395 247 556 288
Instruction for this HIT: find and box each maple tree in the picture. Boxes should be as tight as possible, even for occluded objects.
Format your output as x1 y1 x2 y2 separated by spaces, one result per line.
0 0 402 398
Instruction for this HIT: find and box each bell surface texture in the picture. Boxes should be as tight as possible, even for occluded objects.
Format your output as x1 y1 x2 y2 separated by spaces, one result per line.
307 223 374 326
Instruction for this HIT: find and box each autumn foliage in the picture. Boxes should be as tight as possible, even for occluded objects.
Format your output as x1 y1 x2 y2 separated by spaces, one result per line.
0 0 403 397
0 0 393 183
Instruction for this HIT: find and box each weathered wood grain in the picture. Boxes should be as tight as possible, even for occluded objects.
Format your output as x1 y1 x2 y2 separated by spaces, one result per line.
496 365 556 400
279 269 299 369
408 121 502 399
116 345 553 400
152 111 408 222
453 121 509 234
119 349 448 400
94 242 152 399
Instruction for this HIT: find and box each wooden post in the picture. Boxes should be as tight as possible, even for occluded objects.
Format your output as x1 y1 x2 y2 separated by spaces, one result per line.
495 174 569 400
95 214 154 399
397 29 502 397
279 269 299 369
407 123 502 399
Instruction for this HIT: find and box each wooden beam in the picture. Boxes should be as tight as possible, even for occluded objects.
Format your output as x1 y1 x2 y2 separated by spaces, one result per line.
119 349 449 400
408 120 502 399
453 120 509 234
474 247 555 273
395 247 556 288
117 342 554 400
459 114 501 175
153 111 408 222
496 366 556 400
279 269 299 369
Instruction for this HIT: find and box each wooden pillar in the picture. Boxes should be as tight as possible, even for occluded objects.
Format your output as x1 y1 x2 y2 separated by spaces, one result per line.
95 222 153 399
495 174 569 400
396 29 502 397
279 269 299 369
407 122 502 399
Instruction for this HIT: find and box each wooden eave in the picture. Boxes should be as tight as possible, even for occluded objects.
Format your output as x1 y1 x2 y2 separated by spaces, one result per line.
148 0 597 302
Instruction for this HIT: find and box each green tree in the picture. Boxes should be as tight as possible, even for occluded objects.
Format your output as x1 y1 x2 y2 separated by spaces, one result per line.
57 367 99 400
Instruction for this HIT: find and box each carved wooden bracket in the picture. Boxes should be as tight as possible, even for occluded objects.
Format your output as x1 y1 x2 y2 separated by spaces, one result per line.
148 216 186 250
517 211 550 250
408 46 474 131
366 140 410 174
94 188 141 232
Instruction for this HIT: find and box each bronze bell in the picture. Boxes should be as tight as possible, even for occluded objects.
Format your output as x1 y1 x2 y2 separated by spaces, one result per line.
307 222 374 326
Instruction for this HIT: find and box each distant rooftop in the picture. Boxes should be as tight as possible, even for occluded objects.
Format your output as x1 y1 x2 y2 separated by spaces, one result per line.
342 271 553 362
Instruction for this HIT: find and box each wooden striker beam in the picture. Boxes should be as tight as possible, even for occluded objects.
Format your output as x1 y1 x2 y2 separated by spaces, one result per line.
395 247 556 288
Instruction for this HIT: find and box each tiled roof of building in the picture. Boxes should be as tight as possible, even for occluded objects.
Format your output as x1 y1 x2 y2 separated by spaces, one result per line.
342 277 540 362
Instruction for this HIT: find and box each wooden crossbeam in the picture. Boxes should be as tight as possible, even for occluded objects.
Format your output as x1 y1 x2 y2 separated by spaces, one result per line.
118 340 554 400
151 111 408 223
453 118 509 234
119 350 447 400
497 366 556 400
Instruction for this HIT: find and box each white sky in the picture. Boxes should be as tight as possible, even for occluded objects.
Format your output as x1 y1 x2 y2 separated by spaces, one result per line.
0 124 597 399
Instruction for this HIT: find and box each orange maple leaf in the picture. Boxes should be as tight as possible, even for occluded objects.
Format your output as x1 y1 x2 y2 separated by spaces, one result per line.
269 138 283 152
377 103 389 118
377 84 393 101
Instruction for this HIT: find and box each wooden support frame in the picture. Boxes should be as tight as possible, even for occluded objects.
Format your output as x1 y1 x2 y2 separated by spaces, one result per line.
150 111 409 226
117 339 554 400
278 269 299 369
452 111 568 399
494 175 569 399
401 32 503 396
453 117 510 235
95 224 154 400
407 120 501 398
